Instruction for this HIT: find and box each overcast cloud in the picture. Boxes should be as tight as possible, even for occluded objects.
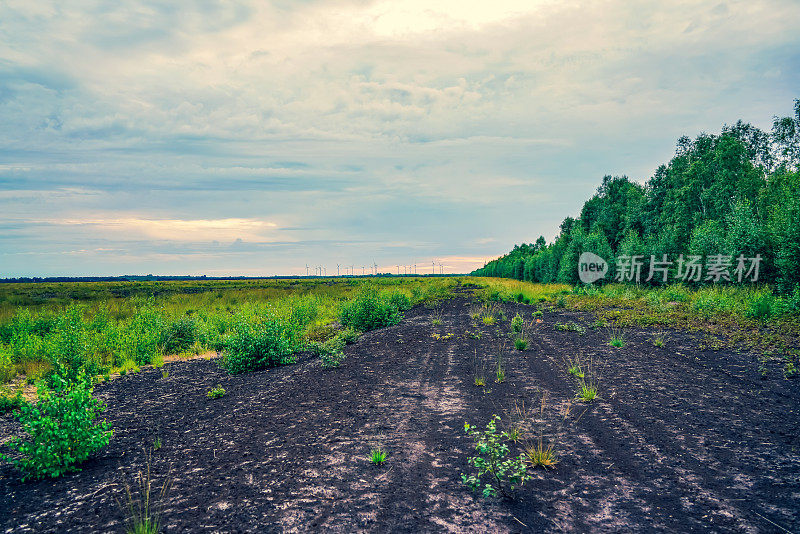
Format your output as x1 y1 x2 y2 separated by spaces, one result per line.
1 0 799 276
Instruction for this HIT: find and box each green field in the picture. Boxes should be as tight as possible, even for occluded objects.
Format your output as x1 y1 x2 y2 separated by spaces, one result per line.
2 277 798 402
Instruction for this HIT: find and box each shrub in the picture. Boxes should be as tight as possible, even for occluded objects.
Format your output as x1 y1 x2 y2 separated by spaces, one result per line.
206 385 226 399
554 321 585 335
746 291 778 320
128 304 164 366
320 351 346 369
0 345 15 383
303 324 338 344
222 319 294 374
514 337 527 351
340 290 403 332
461 415 528 498
511 314 523 333
0 371 112 481
161 317 198 354
0 386 24 414
338 327 361 345
387 291 412 311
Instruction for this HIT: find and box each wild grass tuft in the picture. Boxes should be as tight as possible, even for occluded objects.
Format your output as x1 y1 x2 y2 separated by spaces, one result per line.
369 447 387 466
608 326 626 348
522 439 558 469
576 380 598 402
118 448 172 534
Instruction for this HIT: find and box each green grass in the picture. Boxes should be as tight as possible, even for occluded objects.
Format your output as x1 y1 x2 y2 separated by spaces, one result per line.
609 337 625 348
567 364 584 379
369 447 387 465
554 321 586 335
4 277 798 386
522 438 558 469
119 448 172 534
0 277 460 385
576 380 598 402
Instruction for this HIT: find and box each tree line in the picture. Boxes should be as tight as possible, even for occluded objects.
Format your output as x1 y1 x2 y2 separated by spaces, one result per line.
472 100 800 293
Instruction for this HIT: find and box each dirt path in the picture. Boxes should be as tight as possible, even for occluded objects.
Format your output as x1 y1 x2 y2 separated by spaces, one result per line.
1 297 798 532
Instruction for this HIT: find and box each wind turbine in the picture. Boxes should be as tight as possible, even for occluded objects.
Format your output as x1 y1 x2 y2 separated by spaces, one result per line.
305 264 309 276
432 261 435 275
337 264 340 277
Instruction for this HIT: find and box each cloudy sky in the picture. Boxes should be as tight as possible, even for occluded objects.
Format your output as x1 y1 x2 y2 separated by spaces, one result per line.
1 0 798 277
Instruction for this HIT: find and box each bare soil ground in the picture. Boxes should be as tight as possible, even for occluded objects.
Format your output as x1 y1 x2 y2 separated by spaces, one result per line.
2 295 799 533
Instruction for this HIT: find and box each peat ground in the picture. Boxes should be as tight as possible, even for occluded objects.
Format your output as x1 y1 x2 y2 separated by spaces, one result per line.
1 296 799 532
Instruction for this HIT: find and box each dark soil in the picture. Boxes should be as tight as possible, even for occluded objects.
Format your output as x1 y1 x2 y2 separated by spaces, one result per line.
2 296 799 533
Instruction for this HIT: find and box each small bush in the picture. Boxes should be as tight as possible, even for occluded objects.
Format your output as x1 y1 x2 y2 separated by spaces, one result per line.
1 371 112 481
303 324 337 344
746 292 778 320
161 317 198 354
495 354 506 383
514 338 527 351
608 326 625 347
222 319 293 374
0 386 24 414
511 314 523 333
118 359 140 376
387 291 412 311
206 385 226 399
338 327 361 345
119 448 172 534
340 290 404 332
320 351 346 369
461 415 528 499
554 322 585 335
0 346 15 383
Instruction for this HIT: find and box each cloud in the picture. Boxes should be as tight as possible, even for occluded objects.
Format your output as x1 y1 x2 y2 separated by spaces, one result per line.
0 0 798 276
52 217 280 243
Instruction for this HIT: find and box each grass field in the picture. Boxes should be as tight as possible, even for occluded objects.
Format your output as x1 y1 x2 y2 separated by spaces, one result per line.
1 278 798 396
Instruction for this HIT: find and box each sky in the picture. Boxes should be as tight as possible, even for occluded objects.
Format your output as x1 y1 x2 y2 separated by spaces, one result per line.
1 0 799 277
